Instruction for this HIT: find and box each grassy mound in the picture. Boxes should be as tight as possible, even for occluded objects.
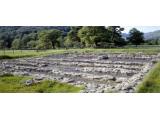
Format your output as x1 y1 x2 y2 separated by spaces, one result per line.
137 62 160 93
0 74 82 93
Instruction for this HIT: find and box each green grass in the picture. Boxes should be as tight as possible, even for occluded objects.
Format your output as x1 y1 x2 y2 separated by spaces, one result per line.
78 48 160 55
0 48 160 59
0 49 70 59
0 74 82 93
137 62 160 93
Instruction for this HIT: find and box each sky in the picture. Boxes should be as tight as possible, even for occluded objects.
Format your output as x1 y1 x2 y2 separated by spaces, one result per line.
122 26 160 33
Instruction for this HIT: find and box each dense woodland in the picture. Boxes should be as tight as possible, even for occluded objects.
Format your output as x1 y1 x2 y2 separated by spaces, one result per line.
0 26 158 50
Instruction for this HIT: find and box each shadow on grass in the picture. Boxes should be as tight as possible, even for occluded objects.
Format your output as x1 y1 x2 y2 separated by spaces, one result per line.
0 55 34 60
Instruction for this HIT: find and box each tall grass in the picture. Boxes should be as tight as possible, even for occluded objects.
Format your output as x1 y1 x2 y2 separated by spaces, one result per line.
137 62 160 93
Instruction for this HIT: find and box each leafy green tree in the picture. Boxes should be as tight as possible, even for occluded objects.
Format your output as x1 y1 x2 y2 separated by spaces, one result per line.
0 26 69 49
37 29 62 49
0 33 14 48
37 31 53 49
12 39 21 49
21 33 38 48
64 38 83 48
107 26 125 46
27 40 37 49
64 37 73 48
0 40 5 49
68 27 82 43
78 26 110 47
127 28 144 46
64 27 82 48
47 29 62 48
56 36 65 48
155 39 159 45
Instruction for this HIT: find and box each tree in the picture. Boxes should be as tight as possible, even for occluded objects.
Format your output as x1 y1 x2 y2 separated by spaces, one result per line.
38 29 62 49
127 28 144 46
27 40 37 49
46 29 62 48
0 40 4 49
106 26 125 46
68 27 82 43
21 33 38 48
155 39 159 45
78 26 110 47
0 40 7 55
56 36 64 48
64 26 82 48
37 29 62 49
37 31 53 49
0 26 69 49
12 39 21 49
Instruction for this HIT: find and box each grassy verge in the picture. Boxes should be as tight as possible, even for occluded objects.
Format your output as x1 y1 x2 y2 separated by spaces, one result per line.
0 48 160 60
0 74 82 93
137 62 160 93
0 49 69 59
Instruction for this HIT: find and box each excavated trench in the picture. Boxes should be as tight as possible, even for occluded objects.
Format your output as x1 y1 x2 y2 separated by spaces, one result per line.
0 52 159 93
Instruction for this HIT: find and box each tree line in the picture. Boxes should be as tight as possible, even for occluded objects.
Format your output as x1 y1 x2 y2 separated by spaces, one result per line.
0 26 146 50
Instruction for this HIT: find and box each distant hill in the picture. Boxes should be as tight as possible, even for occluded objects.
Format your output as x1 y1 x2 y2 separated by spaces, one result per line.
144 30 160 40
122 33 129 40
122 30 160 40
0 26 70 36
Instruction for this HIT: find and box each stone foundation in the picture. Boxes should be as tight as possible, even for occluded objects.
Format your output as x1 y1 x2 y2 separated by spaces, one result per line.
0 52 159 93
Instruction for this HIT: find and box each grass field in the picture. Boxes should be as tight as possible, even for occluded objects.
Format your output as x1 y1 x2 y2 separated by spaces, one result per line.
0 74 82 93
0 49 70 59
0 47 160 59
137 62 160 93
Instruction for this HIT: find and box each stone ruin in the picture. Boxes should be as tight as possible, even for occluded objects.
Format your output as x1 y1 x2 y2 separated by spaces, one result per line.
0 52 159 93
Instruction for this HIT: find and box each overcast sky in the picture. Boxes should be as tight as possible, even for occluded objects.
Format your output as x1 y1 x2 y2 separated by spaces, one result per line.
122 26 160 33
